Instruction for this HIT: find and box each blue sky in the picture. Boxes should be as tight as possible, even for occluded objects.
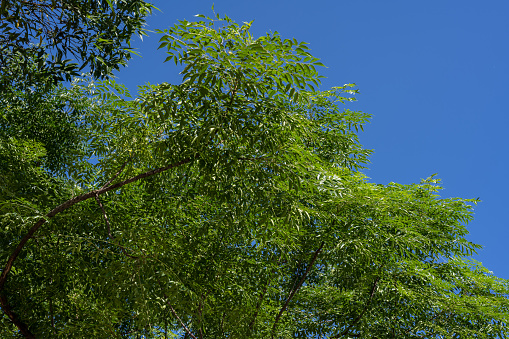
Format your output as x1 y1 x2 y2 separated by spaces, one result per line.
115 1 509 279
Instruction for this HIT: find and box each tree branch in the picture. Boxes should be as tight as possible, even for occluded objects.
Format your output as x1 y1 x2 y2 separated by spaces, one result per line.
249 254 283 331
0 157 195 337
164 298 197 339
238 156 271 162
95 193 139 259
0 295 34 338
101 156 131 189
195 292 208 339
95 194 113 238
49 297 56 334
404 309 443 336
248 285 267 331
271 241 324 338
331 276 380 338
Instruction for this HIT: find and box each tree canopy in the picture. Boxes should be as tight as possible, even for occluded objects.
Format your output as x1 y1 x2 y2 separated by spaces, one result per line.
1 13 509 338
0 0 155 88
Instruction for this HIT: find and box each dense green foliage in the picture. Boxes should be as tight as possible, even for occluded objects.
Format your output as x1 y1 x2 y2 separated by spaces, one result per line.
0 78 93 175
0 0 154 87
1 13 509 338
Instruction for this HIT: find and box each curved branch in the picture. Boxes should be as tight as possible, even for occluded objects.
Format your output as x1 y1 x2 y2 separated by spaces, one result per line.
271 241 324 338
0 157 195 337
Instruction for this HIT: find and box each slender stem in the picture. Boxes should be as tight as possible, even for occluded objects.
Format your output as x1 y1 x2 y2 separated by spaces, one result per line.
196 292 208 339
404 310 442 336
271 242 324 338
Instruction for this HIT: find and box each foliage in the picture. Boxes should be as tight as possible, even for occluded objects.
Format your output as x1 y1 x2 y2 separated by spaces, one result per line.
0 0 155 87
0 74 95 175
1 13 509 338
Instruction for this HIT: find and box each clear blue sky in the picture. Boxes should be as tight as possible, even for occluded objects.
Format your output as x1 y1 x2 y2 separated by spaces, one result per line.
115 1 509 279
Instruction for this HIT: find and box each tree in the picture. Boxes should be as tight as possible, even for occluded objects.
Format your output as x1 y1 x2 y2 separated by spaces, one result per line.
0 0 155 88
1 13 509 338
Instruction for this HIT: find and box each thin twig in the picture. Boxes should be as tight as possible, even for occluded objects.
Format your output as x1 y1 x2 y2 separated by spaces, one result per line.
404 310 443 336
271 241 325 338
238 156 271 162
220 312 226 336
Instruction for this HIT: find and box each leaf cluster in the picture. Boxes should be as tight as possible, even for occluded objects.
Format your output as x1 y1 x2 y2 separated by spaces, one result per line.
0 0 155 87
